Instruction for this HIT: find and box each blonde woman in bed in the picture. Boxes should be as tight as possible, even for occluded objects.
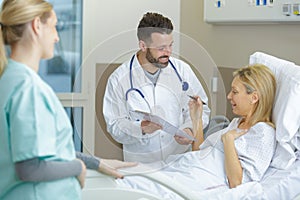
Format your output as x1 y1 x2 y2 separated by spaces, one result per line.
117 64 277 199
189 64 276 189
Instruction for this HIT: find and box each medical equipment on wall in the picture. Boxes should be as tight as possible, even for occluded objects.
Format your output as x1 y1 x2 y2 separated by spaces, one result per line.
204 0 300 24
125 55 189 110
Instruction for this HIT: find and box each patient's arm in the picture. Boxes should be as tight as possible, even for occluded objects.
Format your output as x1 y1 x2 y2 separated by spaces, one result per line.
188 96 204 150
221 129 247 188
191 119 204 150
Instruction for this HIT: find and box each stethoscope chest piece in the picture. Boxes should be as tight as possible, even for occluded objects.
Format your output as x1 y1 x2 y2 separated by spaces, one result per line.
182 81 189 91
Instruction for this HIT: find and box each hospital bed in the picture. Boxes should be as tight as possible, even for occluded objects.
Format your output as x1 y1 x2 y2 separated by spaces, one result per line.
83 52 300 200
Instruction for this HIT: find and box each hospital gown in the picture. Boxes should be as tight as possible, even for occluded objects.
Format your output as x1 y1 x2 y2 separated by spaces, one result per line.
117 118 276 199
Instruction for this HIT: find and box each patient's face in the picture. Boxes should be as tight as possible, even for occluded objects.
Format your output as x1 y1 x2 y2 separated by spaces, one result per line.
227 77 254 117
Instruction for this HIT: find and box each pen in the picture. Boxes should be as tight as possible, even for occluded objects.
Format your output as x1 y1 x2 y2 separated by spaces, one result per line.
188 95 206 105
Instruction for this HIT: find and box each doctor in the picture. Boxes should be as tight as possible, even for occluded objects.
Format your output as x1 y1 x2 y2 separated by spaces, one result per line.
103 12 210 163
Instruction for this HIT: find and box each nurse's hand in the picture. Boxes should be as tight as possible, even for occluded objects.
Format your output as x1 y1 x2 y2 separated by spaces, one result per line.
98 159 138 179
76 159 86 188
174 128 194 145
141 120 162 134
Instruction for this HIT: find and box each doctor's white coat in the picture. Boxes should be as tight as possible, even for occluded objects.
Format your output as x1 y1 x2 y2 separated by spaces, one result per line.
103 55 210 163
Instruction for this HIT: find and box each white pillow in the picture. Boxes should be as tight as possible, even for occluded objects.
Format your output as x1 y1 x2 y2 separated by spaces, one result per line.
249 52 300 169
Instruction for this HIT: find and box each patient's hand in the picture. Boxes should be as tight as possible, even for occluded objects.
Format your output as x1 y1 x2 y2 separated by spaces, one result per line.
188 95 203 122
221 129 247 143
98 159 137 179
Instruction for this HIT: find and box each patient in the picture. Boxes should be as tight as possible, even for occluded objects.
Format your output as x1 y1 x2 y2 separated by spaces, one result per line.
117 64 277 199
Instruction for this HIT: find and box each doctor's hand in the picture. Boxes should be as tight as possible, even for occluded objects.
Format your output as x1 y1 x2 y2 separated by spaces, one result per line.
98 159 138 179
141 120 162 134
174 128 194 145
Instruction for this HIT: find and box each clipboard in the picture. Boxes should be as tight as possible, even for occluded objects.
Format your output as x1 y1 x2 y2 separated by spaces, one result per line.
131 110 195 141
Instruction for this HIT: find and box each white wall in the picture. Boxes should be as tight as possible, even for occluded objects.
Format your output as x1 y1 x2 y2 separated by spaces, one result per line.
82 0 181 63
181 0 300 119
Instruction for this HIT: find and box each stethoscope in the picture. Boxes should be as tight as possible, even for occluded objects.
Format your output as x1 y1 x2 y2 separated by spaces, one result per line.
125 54 189 102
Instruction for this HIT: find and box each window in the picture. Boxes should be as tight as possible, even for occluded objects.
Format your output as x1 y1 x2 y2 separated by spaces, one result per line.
39 0 82 93
0 0 85 151
43 0 84 151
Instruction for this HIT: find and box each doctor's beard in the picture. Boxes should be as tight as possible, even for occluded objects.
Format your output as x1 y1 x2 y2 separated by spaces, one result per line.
146 48 169 69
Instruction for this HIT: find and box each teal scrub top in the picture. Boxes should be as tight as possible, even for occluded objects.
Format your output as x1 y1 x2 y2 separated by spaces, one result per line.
0 59 81 200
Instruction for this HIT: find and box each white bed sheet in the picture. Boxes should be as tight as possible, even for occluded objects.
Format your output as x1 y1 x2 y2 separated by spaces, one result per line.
261 155 300 200
84 162 300 200
113 156 300 200
199 157 300 200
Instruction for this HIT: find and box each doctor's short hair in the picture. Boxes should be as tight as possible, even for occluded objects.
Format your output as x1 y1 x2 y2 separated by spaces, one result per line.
137 12 173 43
233 64 276 128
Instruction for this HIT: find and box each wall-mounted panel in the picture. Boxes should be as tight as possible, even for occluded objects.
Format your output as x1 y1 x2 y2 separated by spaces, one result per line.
204 0 300 23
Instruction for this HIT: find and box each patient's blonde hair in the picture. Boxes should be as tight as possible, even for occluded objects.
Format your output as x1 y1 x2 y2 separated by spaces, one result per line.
233 64 276 128
0 0 53 76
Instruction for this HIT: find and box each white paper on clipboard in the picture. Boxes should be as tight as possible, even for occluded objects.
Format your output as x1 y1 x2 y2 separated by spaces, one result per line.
131 110 195 141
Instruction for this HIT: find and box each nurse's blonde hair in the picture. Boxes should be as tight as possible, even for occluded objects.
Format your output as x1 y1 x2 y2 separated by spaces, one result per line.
0 0 53 76
233 64 276 128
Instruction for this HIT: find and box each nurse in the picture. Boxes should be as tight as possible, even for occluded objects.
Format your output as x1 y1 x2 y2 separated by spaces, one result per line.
0 1 135 199
103 12 211 163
